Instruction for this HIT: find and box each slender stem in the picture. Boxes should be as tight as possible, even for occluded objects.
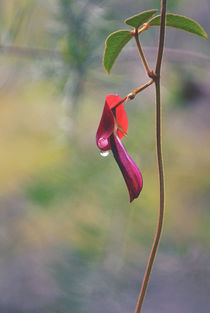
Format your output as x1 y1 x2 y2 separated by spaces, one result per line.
156 0 167 75
134 1 166 313
138 23 149 35
126 79 154 102
133 79 154 95
134 30 151 76
113 80 154 110
134 82 164 313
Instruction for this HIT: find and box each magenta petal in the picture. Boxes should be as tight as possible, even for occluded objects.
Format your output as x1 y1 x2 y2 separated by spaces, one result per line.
96 102 115 151
110 135 143 202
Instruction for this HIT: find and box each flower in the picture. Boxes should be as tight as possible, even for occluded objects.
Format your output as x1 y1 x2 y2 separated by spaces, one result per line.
96 95 143 202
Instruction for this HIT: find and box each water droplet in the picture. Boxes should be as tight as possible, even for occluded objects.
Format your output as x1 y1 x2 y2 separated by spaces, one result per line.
100 150 109 157
98 137 108 149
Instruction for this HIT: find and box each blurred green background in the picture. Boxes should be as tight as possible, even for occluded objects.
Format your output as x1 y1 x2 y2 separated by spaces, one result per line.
0 0 209 312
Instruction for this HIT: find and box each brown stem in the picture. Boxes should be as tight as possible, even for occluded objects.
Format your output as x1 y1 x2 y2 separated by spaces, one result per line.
133 79 154 95
134 81 164 313
113 80 154 110
155 0 167 75
134 29 151 76
134 1 166 313
127 79 154 101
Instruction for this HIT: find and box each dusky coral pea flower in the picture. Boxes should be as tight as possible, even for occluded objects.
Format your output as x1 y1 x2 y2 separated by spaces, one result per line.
96 95 143 202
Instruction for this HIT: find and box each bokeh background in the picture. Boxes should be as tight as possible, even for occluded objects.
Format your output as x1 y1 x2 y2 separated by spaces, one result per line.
0 0 210 312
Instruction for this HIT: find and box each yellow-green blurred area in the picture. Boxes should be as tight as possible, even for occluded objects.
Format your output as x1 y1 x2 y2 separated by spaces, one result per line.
0 0 210 312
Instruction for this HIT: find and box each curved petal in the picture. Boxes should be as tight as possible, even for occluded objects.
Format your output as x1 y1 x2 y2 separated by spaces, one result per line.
96 95 128 151
110 135 143 202
106 95 128 139
96 101 114 151
106 95 122 109
116 103 128 139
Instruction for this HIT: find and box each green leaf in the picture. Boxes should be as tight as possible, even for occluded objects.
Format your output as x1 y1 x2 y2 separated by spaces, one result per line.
103 30 132 74
125 9 158 28
148 13 208 38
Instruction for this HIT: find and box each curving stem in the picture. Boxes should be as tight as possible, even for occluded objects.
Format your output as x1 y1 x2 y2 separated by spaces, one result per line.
134 28 152 76
134 0 166 313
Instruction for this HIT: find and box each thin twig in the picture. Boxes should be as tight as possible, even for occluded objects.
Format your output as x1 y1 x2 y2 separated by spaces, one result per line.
126 79 154 101
134 1 166 313
134 79 154 95
134 29 151 76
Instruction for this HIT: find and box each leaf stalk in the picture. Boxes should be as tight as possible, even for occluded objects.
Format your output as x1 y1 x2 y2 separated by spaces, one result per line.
134 29 152 77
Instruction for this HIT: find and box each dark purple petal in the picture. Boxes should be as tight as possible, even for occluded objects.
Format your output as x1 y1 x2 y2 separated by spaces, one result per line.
96 102 115 151
110 135 143 202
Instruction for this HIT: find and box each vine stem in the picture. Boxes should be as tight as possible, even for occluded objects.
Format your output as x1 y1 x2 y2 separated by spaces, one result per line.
134 1 166 313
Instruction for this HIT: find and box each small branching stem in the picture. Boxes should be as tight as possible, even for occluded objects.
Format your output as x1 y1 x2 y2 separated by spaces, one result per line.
134 29 152 77
112 79 154 110
138 23 149 35
134 79 154 95
127 79 154 101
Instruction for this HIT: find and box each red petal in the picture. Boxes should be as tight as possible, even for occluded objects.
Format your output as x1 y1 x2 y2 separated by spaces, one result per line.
105 95 128 139
116 103 128 139
96 101 114 151
96 95 128 151
105 95 122 109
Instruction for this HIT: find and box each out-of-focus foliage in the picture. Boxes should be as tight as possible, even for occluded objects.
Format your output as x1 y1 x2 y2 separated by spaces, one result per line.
50 0 110 110
0 0 209 312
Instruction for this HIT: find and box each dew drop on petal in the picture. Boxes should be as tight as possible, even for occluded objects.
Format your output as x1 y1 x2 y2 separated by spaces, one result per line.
100 150 109 157
98 137 109 149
